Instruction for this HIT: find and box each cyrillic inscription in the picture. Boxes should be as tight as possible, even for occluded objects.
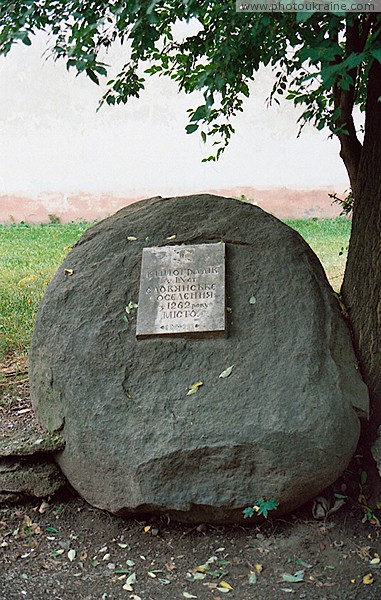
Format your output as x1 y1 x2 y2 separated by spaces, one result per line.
136 243 225 338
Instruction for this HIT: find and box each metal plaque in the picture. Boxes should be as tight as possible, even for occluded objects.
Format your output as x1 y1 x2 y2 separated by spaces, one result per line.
136 243 225 338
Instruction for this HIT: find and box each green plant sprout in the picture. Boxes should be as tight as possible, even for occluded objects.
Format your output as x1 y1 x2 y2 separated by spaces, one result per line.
243 497 279 519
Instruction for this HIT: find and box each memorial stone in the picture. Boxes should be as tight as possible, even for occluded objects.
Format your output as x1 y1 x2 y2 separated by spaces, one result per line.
29 194 369 523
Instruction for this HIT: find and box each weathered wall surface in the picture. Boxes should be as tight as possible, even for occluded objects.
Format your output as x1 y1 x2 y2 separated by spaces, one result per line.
0 34 349 222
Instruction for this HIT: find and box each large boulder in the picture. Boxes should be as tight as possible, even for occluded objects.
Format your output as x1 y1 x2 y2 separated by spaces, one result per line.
29 195 369 522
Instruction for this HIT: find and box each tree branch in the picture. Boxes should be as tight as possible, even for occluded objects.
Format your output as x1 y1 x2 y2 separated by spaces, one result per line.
332 16 364 193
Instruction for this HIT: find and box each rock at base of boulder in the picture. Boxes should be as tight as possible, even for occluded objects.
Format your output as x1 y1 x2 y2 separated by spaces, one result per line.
0 430 65 458
0 457 66 504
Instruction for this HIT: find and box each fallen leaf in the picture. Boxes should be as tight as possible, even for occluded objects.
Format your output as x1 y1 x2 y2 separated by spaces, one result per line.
219 581 233 590
147 571 156 578
68 549 76 562
115 568 131 575
125 301 138 315
45 526 58 534
255 563 263 573
187 387 199 396
144 525 151 533
126 559 136 567
187 381 204 396
296 559 313 569
122 583 133 592
130 595 142 600
18 275 38 286
312 496 330 519
370 556 380 565
38 501 49 514
64 269 74 276
117 543 129 549
282 570 305 583
126 572 136 586
166 235 177 240
363 573 374 585
248 572 257 584
127 236 137 241
249 295 257 304
216 588 231 594
102 553 111 561
280 589 295 594
219 365 234 379
183 593 197 599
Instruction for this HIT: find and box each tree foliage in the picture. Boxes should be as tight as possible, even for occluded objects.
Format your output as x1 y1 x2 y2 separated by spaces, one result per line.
1 3 380 176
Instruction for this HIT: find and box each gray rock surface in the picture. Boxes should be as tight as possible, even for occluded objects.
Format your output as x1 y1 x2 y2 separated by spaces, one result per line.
0 458 66 504
29 195 369 522
0 430 65 458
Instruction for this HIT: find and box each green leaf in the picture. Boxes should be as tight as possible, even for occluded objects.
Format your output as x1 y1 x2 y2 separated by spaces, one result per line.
249 295 256 304
248 572 257 584
185 123 198 134
243 507 255 518
86 68 99 85
45 526 58 533
115 568 131 574
295 559 313 569
125 301 138 314
219 365 234 378
296 12 314 23
371 48 381 64
282 570 305 583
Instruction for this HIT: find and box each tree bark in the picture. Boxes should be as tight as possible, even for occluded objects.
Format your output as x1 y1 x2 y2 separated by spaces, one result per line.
341 55 381 435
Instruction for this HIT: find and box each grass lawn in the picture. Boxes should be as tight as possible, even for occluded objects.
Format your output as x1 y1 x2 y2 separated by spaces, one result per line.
0 217 351 363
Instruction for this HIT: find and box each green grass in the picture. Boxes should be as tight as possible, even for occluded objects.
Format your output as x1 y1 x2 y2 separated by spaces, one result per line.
0 217 351 363
0 221 91 361
286 217 351 289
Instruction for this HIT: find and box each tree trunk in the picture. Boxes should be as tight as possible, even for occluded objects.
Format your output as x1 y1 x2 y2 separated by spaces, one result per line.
341 56 381 436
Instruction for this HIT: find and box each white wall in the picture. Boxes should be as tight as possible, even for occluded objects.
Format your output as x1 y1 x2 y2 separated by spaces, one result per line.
0 33 349 221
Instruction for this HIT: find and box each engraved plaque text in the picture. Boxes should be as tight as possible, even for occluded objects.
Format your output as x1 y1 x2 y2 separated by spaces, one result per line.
136 243 225 338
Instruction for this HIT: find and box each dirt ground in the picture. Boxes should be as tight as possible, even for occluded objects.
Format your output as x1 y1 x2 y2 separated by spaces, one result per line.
1 360 381 600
